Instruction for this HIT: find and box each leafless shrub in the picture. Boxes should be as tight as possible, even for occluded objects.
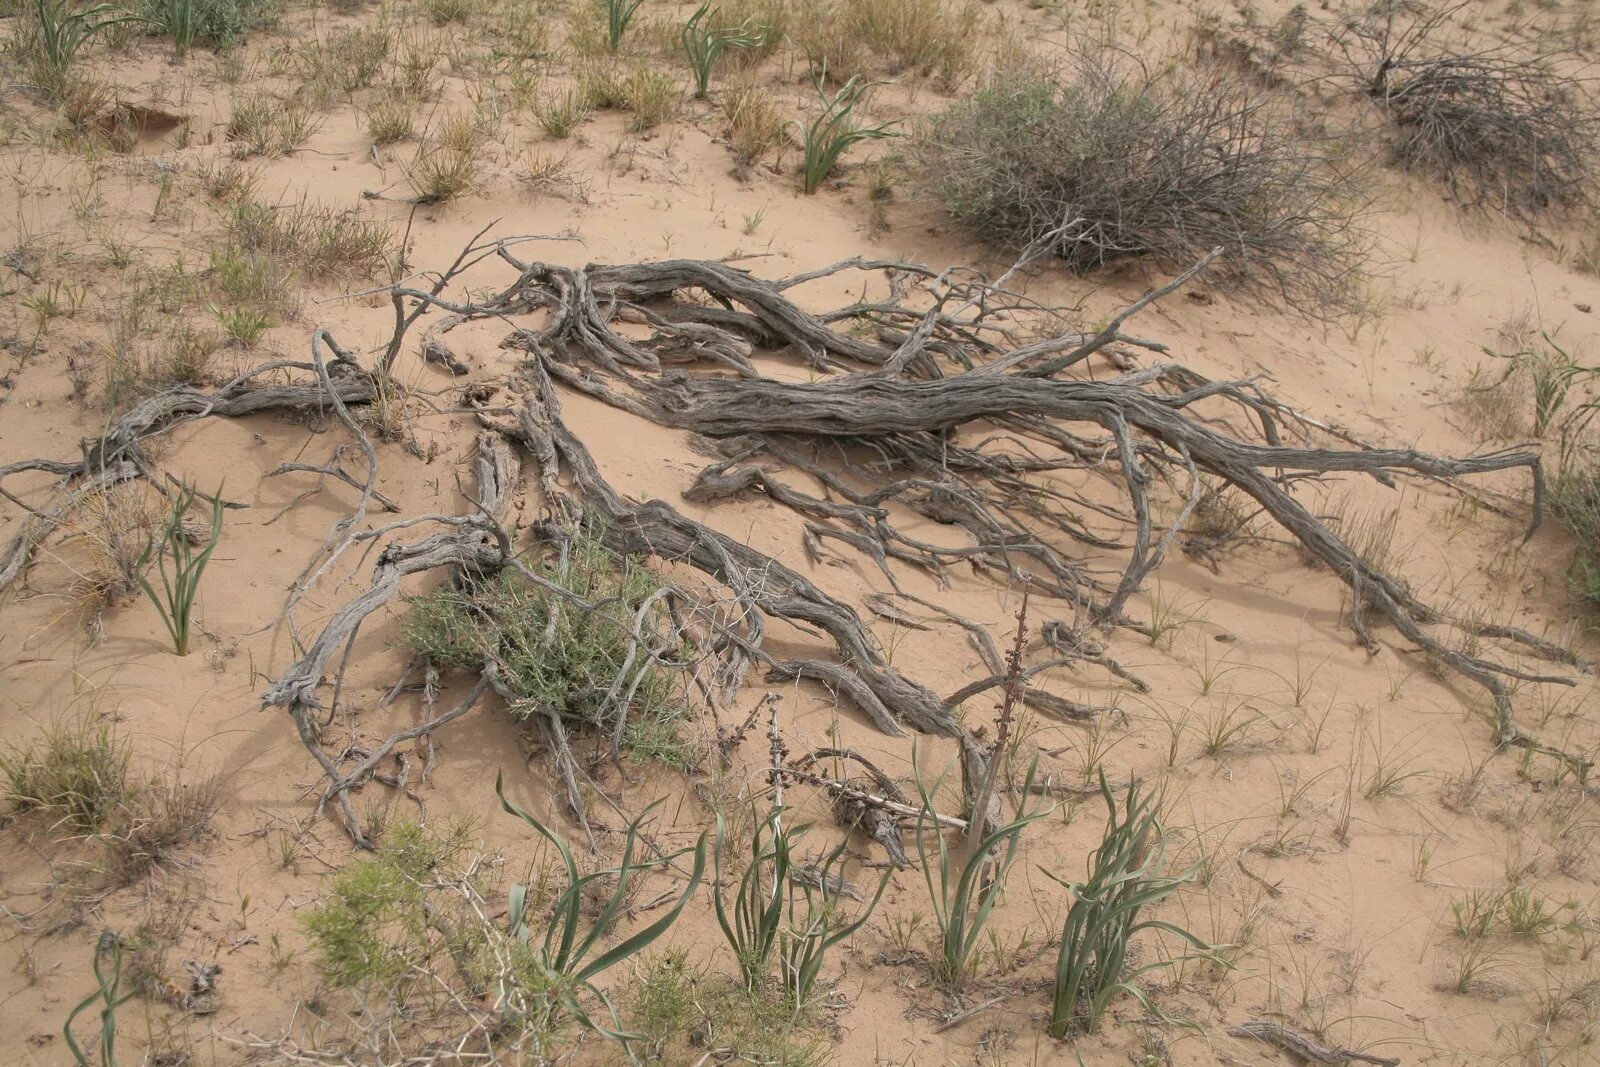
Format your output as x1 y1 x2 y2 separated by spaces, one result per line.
1333 1 1600 218
919 48 1366 307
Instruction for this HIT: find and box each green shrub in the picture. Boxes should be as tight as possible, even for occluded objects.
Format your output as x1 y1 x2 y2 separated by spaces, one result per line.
303 820 489 994
402 530 687 765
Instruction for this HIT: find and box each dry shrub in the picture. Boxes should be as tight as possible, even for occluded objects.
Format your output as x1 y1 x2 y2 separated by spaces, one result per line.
103 774 224 886
1334 1 1600 218
919 49 1365 307
59 482 166 606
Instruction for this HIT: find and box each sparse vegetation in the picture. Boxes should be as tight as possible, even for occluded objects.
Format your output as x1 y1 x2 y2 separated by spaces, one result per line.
224 93 321 156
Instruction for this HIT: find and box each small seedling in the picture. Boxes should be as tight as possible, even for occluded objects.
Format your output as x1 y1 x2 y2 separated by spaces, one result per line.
137 481 224 656
795 74 897 194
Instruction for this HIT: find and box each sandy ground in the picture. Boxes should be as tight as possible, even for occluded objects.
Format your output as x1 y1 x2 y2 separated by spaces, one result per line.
5 0 1600 1063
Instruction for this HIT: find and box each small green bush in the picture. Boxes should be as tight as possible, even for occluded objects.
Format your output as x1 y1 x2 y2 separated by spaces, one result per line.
402 531 687 764
138 0 276 50
303 820 490 994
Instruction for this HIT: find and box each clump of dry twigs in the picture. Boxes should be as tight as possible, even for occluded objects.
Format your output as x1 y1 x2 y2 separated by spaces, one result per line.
1334 0 1600 218
918 47 1366 306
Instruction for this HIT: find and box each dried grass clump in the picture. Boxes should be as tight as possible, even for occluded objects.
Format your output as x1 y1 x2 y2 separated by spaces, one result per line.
918 50 1365 306
224 93 321 157
406 115 484 203
1335 1 1600 218
1550 461 1600 610
58 482 166 606
723 80 785 170
223 197 395 279
794 0 978 85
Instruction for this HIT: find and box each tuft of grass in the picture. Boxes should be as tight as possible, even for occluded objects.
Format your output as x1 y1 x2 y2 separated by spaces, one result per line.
103 774 224 886
224 93 321 157
808 0 979 83
623 66 681 131
531 86 589 139
920 51 1365 306
519 149 580 198
295 24 392 99
364 96 415 145
1452 889 1504 939
59 482 168 607
723 80 784 169
422 0 471 24
406 141 479 204
1048 773 1206 1036
0 714 131 833
795 74 897 194
223 197 394 279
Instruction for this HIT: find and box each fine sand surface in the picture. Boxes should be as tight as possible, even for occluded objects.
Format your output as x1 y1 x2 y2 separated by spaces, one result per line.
5 0 1600 1063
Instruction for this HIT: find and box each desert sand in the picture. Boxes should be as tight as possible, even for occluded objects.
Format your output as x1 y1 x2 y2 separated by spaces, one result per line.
5 0 1600 1063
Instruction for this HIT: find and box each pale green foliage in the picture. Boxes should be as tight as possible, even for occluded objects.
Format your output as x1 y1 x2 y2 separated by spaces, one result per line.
401 530 687 765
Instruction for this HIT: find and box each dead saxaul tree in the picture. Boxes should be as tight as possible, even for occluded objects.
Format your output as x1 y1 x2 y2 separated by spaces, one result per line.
1333 0 1600 218
918 46 1366 307
8 237 1588 850
254 241 1584 830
